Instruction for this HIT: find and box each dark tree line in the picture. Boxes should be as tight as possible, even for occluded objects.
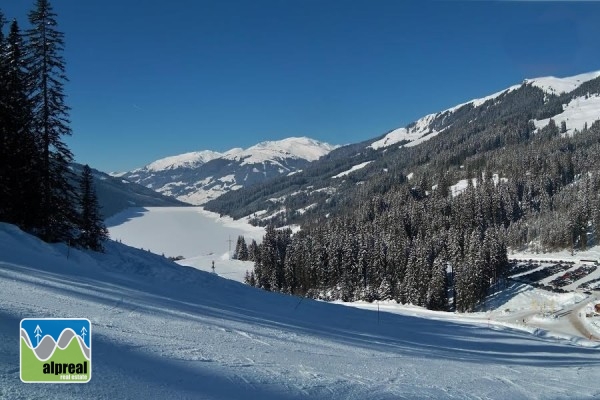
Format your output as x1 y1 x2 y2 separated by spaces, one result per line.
248 179 510 312
0 1 107 251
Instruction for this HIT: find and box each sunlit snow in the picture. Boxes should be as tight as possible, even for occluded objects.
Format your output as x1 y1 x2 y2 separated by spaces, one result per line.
534 95 600 135
332 161 373 178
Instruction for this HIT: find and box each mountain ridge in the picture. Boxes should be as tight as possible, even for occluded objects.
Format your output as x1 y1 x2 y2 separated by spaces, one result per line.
118 137 338 205
370 70 600 151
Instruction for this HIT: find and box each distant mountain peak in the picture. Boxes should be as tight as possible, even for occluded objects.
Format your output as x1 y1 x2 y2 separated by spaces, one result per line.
119 136 338 205
142 150 222 172
224 137 338 166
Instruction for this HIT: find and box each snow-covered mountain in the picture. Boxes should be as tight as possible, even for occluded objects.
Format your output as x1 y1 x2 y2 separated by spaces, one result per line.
117 137 337 205
370 70 600 150
205 70 600 226
142 150 222 172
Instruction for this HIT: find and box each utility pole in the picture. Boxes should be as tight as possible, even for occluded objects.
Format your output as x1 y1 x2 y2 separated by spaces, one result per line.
227 236 233 258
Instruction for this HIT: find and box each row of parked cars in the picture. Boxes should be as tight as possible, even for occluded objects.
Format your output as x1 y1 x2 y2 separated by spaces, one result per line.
549 265 598 288
511 263 573 285
579 277 600 291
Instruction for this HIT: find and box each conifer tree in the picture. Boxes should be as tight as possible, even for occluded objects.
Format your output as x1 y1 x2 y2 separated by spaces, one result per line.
2 20 41 231
248 239 259 262
426 256 448 310
77 164 108 251
234 235 249 260
25 0 77 242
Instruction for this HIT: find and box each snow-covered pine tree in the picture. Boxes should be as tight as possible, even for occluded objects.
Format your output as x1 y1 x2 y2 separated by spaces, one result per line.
25 0 77 242
426 255 448 310
244 270 252 285
240 237 249 260
260 225 278 290
248 239 259 262
283 235 300 294
77 165 108 251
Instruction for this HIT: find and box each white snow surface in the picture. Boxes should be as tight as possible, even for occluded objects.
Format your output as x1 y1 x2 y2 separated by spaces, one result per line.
106 206 264 282
534 94 600 134
140 150 222 172
176 184 241 206
449 174 507 197
222 137 338 166
2 222 600 399
526 71 600 95
332 161 373 178
107 206 263 253
369 114 447 151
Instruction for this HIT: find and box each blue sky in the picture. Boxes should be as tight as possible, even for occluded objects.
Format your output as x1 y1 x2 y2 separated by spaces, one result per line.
3 1 600 172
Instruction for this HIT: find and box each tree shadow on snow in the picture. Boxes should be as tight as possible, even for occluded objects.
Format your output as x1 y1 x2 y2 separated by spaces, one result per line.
104 207 149 228
2 255 600 376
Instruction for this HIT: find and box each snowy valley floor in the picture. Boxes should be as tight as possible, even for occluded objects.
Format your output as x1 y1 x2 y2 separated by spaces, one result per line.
0 210 600 398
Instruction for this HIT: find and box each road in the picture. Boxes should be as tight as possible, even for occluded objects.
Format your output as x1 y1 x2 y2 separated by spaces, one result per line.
569 293 599 340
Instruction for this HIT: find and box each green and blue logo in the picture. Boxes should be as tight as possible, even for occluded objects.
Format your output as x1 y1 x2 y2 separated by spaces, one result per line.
20 318 91 383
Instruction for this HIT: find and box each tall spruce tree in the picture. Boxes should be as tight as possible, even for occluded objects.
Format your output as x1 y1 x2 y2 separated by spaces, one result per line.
26 0 77 242
4 20 41 231
248 239 259 262
234 235 248 260
77 164 108 251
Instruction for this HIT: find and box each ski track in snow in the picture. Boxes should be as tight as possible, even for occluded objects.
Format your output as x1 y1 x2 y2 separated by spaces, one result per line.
2 221 600 399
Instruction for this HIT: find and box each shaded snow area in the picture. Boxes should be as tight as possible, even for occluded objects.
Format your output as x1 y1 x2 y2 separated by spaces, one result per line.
1 223 600 399
106 207 264 282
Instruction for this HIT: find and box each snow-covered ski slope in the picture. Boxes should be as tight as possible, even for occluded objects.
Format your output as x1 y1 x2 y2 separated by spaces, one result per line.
1 223 600 399
107 206 600 342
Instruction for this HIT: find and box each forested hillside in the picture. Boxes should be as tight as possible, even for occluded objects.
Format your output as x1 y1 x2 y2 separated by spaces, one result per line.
222 77 600 311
